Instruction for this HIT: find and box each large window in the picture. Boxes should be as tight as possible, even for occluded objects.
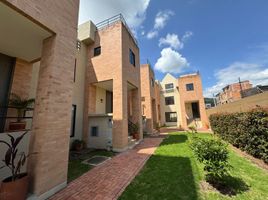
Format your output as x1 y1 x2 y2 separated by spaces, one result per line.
165 96 174 105
70 105 76 137
165 112 177 122
186 83 194 91
93 46 101 56
165 83 174 90
129 49 136 66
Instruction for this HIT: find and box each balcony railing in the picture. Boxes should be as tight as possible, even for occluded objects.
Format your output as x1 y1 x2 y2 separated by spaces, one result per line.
0 106 34 133
95 14 138 46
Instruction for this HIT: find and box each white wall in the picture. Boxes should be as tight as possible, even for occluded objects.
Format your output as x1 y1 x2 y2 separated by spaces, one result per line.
159 74 182 127
88 116 112 149
95 87 107 114
71 43 87 143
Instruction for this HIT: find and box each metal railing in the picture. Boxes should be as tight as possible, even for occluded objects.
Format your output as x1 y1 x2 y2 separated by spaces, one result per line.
0 106 34 133
95 14 138 46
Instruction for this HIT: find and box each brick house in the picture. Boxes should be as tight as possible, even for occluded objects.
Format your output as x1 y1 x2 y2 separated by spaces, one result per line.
0 0 79 199
216 80 252 105
75 15 143 152
159 73 208 129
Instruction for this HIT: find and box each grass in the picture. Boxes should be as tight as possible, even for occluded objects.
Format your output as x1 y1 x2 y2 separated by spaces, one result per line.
68 149 115 182
119 132 268 200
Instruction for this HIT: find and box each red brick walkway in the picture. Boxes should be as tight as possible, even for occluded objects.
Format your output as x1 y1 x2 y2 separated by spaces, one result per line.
50 136 164 200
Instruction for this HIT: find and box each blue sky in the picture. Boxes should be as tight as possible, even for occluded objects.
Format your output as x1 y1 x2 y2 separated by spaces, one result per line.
79 0 268 97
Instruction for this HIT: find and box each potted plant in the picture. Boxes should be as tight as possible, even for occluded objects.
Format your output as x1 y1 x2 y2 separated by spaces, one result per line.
8 93 35 131
0 131 29 200
72 139 85 151
132 122 140 140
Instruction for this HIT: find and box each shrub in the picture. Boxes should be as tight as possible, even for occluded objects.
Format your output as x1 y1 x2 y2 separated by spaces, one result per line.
188 125 197 134
190 137 231 181
209 108 268 163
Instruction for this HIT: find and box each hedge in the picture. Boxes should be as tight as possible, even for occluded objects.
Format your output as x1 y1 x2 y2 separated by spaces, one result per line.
209 108 268 163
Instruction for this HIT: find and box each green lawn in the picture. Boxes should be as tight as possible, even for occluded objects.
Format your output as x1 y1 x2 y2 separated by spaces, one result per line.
119 132 268 200
68 150 115 182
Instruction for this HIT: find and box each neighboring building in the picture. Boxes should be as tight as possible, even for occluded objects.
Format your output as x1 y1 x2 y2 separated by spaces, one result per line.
0 0 79 199
77 15 142 152
204 97 216 109
159 73 208 129
140 63 161 133
243 85 268 98
216 80 252 105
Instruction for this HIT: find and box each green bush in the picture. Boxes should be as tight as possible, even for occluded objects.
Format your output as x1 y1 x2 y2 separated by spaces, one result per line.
190 137 231 181
209 108 268 163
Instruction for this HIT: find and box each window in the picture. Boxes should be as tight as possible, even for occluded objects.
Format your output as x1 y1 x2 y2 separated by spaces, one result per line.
165 83 174 90
70 105 76 137
186 83 194 91
165 112 177 122
94 46 101 56
73 59 76 82
165 96 174 105
91 126 98 137
151 78 154 87
129 49 136 66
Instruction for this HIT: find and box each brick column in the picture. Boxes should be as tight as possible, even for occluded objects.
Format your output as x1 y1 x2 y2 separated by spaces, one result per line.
131 88 143 140
28 35 75 197
112 79 128 152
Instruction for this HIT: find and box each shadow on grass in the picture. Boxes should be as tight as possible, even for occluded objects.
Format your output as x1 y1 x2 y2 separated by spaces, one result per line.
119 156 198 200
119 134 199 200
208 175 250 196
160 134 188 145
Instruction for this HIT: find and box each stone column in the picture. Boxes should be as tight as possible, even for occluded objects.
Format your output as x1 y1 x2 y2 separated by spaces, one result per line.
28 35 75 197
131 88 143 140
112 79 128 152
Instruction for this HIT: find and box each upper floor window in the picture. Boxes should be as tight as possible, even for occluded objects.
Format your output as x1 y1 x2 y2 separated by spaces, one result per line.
165 83 174 90
165 96 174 105
186 83 194 91
94 46 101 56
129 49 136 66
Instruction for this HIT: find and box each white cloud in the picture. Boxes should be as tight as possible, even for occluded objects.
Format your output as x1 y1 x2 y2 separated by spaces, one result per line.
146 10 174 39
79 0 150 33
146 30 158 39
159 33 183 49
154 48 190 74
154 10 174 29
204 62 268 97
182 31 193 42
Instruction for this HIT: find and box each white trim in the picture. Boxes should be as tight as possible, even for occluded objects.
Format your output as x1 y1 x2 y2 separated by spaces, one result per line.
27 181 67 200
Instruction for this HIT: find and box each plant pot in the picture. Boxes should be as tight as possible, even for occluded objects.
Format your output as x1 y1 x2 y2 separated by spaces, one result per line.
133 133 139 140
0 173 29 200
8 122 26 131
74 143 83 151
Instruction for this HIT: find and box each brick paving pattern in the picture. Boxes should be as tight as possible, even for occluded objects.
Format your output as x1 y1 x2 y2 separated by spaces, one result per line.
50 136 164 200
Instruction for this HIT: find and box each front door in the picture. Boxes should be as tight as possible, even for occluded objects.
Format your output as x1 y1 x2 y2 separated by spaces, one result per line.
0 53 15 132
191 102 200 119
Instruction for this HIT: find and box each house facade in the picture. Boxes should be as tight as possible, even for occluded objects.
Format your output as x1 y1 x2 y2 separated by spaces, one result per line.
159 73 208 129
216 80 252 105
76 15 143 152
140 63 161 133
0 0 79 199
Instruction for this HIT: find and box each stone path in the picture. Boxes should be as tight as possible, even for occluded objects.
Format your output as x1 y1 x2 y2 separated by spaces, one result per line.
50 136 164 200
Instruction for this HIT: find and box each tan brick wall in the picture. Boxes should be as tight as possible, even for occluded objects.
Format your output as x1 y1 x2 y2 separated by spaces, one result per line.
10 58 33 99
207 92 268 117
140 64 158 133
4 0 79 197
178 74 208 129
